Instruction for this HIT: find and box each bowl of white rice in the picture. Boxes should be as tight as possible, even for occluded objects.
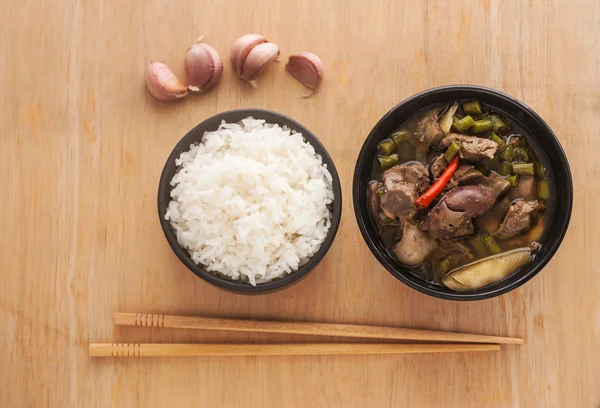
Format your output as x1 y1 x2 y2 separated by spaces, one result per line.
158 109 342 293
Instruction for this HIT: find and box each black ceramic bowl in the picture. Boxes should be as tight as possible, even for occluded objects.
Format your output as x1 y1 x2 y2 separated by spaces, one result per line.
158 109 342 294
353 85 573 301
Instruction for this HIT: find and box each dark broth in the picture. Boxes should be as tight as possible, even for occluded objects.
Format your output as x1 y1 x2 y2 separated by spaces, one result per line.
368 101 555 288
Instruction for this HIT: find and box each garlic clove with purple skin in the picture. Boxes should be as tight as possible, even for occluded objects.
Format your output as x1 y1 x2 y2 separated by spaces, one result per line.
185 41 223 92
240 42 280 87
230 34 266 75
286 52 324 96
145 61 189 101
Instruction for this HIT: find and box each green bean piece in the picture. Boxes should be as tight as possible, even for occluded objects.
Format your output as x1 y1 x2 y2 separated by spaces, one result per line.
452 115 475 132
512 148 530 163
475 163 489 176
449 253 463 267
472 118 493 134
434 257 453 281
505 175 519 187
482 233 502 254
382 217 395 225
512 162 535 176
391 129 410 146
377 139 396 156
499 145 514 161
444 141 461 162
463 100 482 115
468 235 487 256
490 114 511 135
376 189 384 198
509 135 526 147
377 154 400 170
499 161 513 176
537 179 550 200
491 132 505 151
536 162 547 179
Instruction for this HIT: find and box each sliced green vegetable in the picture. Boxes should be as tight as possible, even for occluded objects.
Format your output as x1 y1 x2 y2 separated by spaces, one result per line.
434 257 453 281
463 100 482 115
499 161 513 176
536 162 547 179
376 189 384 198
537 179 550 200
468 235 487 257
452 115 475 132
512 148 530 163
391 129 410 146
512 162 535 176
482 233 502 254
444 141 461 162
472 118 493 134
474 163 489 176
442 248 532 291
490 114 511 135
509 135 526 147
382 217 395 225
505 175 519 187
491 132 505 151
499 145 514 161
377 139 396 155
377 154 400 170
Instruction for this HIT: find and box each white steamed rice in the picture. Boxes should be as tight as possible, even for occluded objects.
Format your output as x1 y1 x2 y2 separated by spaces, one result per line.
165 117 334 285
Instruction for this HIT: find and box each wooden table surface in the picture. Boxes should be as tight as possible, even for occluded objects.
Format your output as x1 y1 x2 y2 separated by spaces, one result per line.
1 0 599 406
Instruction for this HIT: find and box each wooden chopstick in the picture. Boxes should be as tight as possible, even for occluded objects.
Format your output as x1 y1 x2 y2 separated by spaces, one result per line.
114 313 523 345
89 342 500 357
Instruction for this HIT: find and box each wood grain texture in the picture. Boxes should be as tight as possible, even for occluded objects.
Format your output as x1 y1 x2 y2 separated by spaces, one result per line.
1 0 599 407
88 343 501 357
114 312 524 344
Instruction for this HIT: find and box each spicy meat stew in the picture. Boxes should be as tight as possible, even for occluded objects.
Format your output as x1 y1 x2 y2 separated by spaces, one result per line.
367 100 554 292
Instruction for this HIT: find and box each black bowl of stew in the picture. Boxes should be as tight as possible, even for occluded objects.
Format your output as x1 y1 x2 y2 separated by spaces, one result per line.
353 85 572 301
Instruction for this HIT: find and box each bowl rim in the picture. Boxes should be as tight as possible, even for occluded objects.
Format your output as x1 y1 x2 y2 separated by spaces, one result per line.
352 84 573 301
158 108 342 294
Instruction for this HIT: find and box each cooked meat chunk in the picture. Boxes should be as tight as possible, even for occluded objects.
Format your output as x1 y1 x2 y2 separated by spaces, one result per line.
430 154 447 179
413 109 445 155
447 165 486 188
496 199 544 238
508 175 536 201
368 181 382 219
479 171 511 198
421 173 508 239
420 200 474 239
380 185 416 218
445 185 496 216
379 163 429 218
383 163 429 192
394 222 438 265
441 134 498 161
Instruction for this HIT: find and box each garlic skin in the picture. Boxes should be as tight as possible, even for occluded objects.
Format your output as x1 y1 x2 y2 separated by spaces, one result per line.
286 52 324 95
230 34 279 87
145 61 188 101
185 41 223 92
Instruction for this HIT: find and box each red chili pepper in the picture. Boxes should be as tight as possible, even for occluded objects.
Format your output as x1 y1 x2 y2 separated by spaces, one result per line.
415 156 459 208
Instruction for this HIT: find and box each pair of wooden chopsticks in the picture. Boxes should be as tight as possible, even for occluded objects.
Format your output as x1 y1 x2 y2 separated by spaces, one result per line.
88 313 523 357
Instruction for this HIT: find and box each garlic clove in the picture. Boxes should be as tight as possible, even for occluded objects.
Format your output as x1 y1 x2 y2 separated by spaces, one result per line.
240 42 280 87
230 34 266 75
185 42 223 92
145 61 188 101
286 52 324 95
